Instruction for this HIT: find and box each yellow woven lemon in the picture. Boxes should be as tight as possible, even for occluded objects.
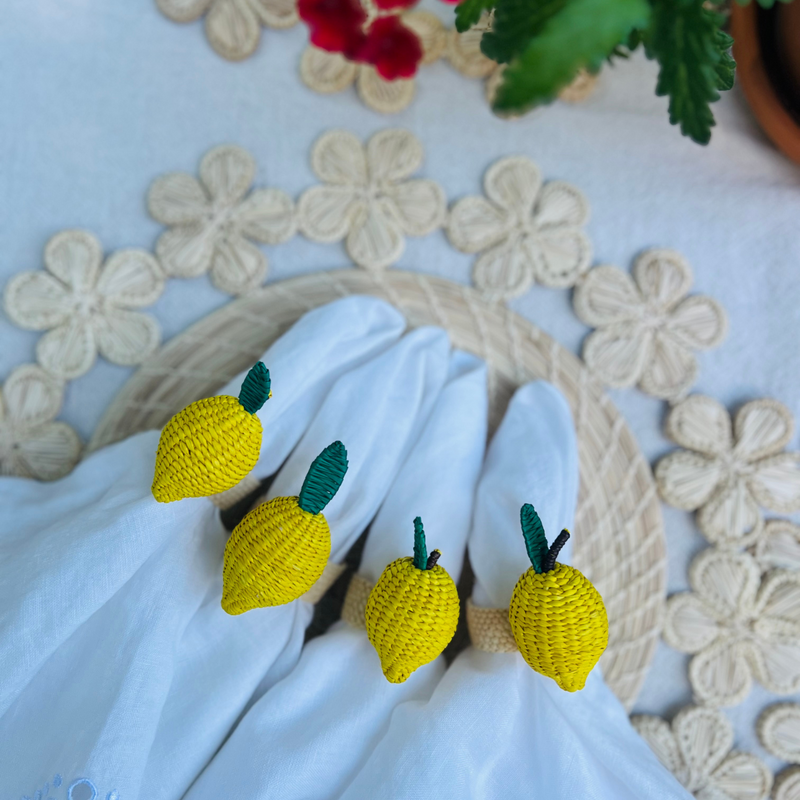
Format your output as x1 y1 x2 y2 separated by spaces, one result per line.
365 517 460 684
509 503 608 692
221 440 348 614
152 362 271 503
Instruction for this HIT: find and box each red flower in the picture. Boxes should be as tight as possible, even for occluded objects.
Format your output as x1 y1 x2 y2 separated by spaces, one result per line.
298 0 367 54
372 0 417 9
355 16 423 80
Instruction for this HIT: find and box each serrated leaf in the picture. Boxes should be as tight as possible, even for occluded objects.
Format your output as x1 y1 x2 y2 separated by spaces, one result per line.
481 0 567 64
493 0 650 111
714 29 735 91
455 0 495 33
645 0 729 144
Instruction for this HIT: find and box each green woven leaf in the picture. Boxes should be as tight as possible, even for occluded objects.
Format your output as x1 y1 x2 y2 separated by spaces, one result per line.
238 362 271 414
298 441 348 515
481 0 567 65
520 504 548 574
645 0 728 144
455 0 495 33
493 0 649 112
714 29 735 91
413 516 428 570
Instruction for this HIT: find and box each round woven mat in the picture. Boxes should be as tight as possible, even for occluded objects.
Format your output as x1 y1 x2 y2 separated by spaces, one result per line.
90 268 665 709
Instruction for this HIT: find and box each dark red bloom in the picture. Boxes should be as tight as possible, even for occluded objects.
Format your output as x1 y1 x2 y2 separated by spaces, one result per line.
355 16 423 80
298 0 367 54
372 0 417 10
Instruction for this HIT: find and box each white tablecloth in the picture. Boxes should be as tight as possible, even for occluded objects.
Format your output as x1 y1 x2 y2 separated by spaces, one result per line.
2 0 800 771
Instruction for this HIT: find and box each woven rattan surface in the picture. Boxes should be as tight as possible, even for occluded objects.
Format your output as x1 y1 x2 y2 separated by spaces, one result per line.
89 268 665 709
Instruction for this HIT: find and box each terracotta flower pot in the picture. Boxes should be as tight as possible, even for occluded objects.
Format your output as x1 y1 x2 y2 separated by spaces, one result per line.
732 0 800 164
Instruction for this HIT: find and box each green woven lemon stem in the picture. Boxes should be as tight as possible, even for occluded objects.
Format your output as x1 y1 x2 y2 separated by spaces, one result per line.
298 441 348 515
521 503 548 574
238 362 271 414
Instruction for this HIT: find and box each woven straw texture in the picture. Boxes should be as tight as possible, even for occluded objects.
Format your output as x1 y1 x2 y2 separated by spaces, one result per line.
509 563 609 692
465 599 518 653
152 394 262 502
365 557 460 683
89 268 666 709
222 496 330 613
341 572 373 629
301 561 348 605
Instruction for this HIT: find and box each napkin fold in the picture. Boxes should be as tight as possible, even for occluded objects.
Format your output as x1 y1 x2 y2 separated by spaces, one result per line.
140 323 452 800
338 382 692 800
0 297 410 800
185 350 488 800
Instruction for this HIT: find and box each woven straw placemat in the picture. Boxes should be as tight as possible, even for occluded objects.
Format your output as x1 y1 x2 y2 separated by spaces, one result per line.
89 268 665 709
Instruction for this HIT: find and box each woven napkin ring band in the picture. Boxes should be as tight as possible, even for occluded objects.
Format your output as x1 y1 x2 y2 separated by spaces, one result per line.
466 598 518 653
211 473 262 510
342 573 374 629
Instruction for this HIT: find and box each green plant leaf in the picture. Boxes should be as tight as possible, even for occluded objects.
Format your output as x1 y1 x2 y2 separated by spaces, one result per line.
493 0 650 112
520 503 548 574
714 29 735 91
455 0 495 33
481 0 567 65
645 0 731 145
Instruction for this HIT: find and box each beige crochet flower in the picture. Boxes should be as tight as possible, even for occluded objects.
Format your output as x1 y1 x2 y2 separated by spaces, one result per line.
300 11 446 115
656 395 800 547
774 768 800 800
758 703 800 764
447 155 591 301
297 129 446 270
753 520 800 573
573 250 727 401
663 548 800 707
632 706 773 800
4 230 164 381
155 0 297 61
0 365 81 481
148 145 296 295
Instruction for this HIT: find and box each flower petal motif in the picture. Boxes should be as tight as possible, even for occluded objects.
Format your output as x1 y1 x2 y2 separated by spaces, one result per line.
356 15 422 80
575 251 727 400
632 706 772 800
95 250 165 307
657 395 799 546
404 11 446 65
149 145 295 292
298 129 444 270
3 272 74 331
758 704 800 764
448 155 591 301
36 318 97 380
666 549 800 707
300 46 359 94
0 365 81 481
445 17 496 79
210 234 268 294
158 0 298 60
775 769 800 800
94 310 161 366
357 66 415 113
44 229 103 294
298 0 367 55
581 323 652 388
753 520 800 572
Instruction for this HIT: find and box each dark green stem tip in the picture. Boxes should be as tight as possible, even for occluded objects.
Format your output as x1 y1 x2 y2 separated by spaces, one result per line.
298 440 348 515
238 362 271 414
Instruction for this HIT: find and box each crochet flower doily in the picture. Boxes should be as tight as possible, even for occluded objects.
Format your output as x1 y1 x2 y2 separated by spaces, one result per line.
663 548 800 707
300 11 447 114
753 519 800 573
155 0 298 61
656 395 800 547
758 703 800 764
148 145 296 295
446 155 591 301
3 230 165 381
631 706 773 800
297 129 446 270
0 365 81 481
573 250 728 401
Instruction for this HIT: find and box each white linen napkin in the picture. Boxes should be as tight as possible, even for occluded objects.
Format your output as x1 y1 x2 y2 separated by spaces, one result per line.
0 296 412 800
184 350 488 800
139 324 452 800
338 381 693 800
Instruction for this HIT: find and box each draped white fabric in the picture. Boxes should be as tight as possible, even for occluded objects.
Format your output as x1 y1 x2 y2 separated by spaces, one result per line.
337 382 693 800
185 350 487 800
0 298 441 800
